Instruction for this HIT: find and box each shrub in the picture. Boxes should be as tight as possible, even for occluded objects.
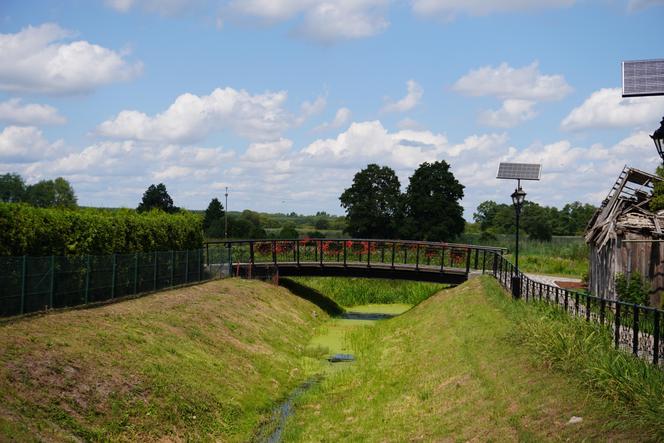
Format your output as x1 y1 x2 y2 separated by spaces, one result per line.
0 203 203 256
615 272 649 305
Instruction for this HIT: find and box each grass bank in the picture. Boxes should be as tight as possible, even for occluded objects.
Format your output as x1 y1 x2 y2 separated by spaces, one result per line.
0 279 327 442
288 277 447 307
283 277 656 441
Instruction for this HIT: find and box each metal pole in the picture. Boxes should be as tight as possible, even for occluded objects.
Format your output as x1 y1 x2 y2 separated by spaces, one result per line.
224 187 228 239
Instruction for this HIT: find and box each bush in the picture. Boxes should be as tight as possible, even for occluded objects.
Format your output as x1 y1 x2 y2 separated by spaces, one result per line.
615 272 649 305
0 203 203 256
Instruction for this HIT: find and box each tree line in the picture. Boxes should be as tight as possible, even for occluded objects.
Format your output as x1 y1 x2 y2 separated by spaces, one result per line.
472 200 597 241
0 173 77 208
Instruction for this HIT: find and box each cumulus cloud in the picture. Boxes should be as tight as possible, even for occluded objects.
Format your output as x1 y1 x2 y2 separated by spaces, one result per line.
479 99 536 128
453 61 572 101
242 138 294 161
227 0 389 42
313 107 352 132
561 87 664 131
381 80 423 113
0 23 142 94
412 0 575 19
97 87 300 143
0 98 66 125
0 126 64 163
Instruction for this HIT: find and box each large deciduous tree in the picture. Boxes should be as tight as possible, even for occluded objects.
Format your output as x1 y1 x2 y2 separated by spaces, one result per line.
203 198 225 232
137 183 178 213
339 164 403 239
403 161 465 241
0 173 26 203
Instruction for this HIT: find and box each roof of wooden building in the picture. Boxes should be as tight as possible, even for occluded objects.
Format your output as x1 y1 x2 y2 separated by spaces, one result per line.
585 166 663 248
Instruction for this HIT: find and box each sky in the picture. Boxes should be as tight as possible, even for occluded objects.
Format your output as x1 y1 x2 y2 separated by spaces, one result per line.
0 0 663 219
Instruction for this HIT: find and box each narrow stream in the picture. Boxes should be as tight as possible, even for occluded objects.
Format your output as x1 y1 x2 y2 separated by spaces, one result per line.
257 304 411 443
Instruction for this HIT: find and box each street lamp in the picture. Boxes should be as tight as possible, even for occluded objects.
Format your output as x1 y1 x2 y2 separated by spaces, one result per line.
511 186 526 299
652 116 664 163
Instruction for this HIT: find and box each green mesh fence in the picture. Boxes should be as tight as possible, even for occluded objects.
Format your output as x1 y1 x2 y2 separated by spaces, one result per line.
0 249 230 317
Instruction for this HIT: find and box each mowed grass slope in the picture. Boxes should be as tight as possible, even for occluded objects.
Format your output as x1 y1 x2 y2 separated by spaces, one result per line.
284 277 652 442
0 279 326 442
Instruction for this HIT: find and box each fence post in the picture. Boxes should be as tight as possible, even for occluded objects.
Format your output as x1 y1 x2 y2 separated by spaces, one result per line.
153 251 158 290
474 248 479 269
585 295 591 321
482 250 486 274
391 242 395 269
49 255 55 309
381 243 385 263
465 248 471 275
297 240 301 266
133 253 139 294
614 303 621 349
440 247 445 272
250 242 255 266
492 252 497 276
320 240 324 266
632 305 639 356
85 255 91 304
20 255 27 315
111 254 117 298
170 250 175 287
415 244 419 271
185 250 189 283
367 241 371 268
653 310 660 365
272 241 277 265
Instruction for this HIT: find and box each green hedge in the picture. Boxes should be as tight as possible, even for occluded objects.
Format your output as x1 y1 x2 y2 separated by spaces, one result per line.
0 203 204 256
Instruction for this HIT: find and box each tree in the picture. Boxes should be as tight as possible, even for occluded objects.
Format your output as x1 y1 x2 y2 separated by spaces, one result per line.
0 173 26 203
314 218 330 230
403 161 465 241
651 165 664 212
473 200 499 231
137 183 178 213
279 223 299 239
203 198 225 231
25 177 77 209
340 164 403 239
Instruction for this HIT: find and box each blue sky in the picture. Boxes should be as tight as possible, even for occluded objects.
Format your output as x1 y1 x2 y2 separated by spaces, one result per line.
1 0 663 218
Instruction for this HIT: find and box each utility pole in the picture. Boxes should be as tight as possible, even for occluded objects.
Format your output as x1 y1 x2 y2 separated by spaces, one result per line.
224 186 229 239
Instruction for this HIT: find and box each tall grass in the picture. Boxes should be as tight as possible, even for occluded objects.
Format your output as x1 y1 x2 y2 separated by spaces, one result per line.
512 300 664 440
460 233 588 276
289 277 446 306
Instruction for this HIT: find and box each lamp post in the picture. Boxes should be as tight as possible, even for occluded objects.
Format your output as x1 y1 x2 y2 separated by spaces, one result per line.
511 186 526 299
652 117 664 163
224 187 229 239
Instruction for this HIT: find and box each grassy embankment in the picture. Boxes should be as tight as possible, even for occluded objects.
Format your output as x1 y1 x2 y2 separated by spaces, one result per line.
0 279 328 442
283 276 663 441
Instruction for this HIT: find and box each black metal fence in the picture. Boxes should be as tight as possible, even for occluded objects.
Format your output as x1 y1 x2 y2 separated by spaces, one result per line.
490 252 664 367
0 249 232 317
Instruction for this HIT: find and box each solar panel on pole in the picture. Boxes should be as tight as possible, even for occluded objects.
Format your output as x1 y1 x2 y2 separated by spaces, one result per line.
622 59 664 97
496 163 541 181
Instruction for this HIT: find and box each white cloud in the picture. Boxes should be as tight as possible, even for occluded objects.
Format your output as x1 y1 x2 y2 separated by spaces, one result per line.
479 99 536 128
381 80 423 113
412 0 575 19
97 87 295 143
453 61 572 101
227 0 389 42
627 0 664 11
242 138 293 161
0 98 66 125
153 165 194 181
314 107 352 132
0 23 142 94
396 117 423 130
105 0 204 14
561 87 664 131
0 126 64 163
29 140 136 175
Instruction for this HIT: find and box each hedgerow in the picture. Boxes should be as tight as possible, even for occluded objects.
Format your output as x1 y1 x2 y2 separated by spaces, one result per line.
0 203 203 256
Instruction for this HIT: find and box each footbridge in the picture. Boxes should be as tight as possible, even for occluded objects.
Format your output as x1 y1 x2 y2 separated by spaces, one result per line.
205 239 507 285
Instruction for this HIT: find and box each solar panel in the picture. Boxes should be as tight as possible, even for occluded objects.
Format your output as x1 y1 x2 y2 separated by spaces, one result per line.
496 162 541 181
622 59 664 97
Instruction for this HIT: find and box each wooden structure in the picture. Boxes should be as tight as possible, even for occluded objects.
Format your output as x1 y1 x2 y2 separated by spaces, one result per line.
585 167 664 305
